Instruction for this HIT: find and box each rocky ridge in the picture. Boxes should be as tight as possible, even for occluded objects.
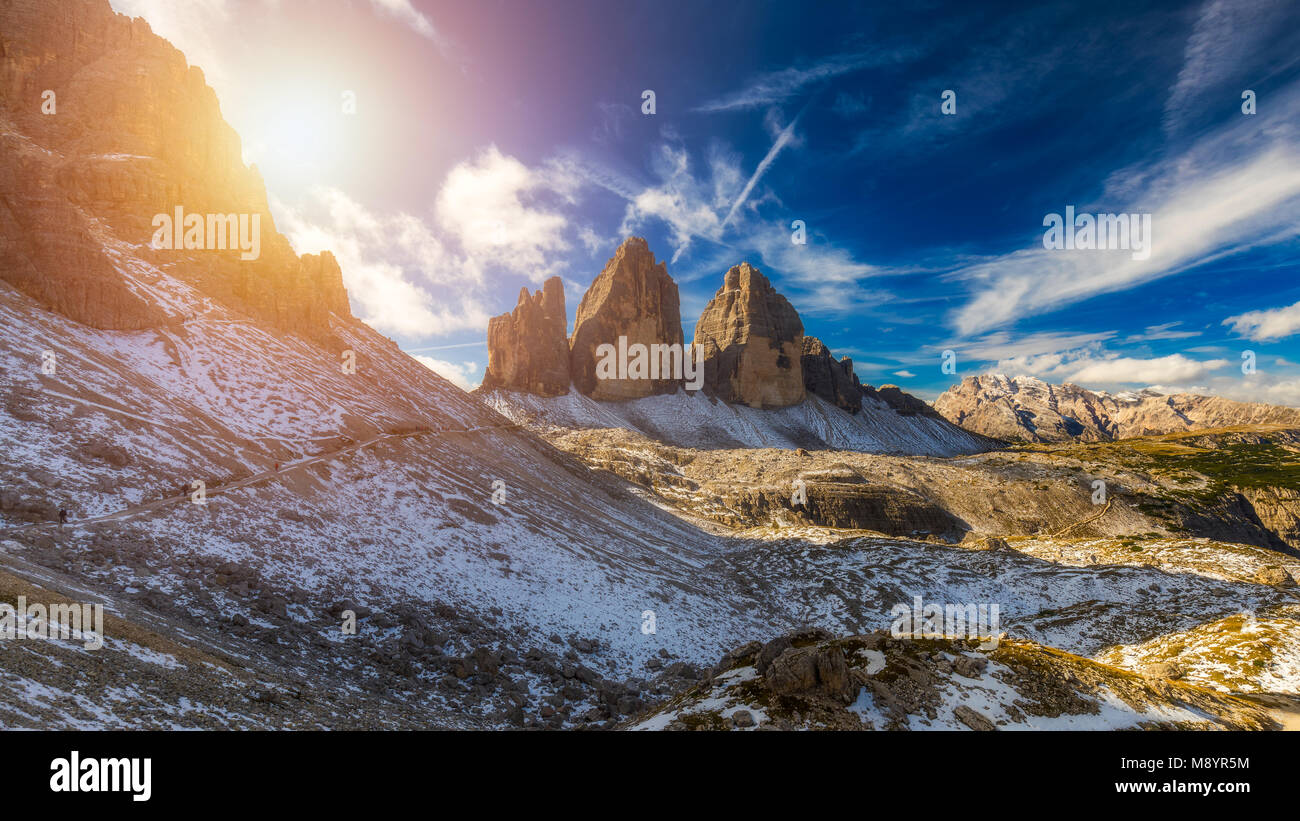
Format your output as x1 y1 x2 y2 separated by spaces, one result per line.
0 0 352 339
569 237 684 400
936 374 1300 442
480 238 951 437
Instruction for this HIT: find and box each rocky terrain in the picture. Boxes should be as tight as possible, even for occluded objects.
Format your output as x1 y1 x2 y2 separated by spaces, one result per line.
0 0 351 340
569 237 684 400
3 0 1298 733
936 374 1300 443
802 337 863 413
479 386 997 455
533 424 1300 555
480 277 570 397
630 628 1283 730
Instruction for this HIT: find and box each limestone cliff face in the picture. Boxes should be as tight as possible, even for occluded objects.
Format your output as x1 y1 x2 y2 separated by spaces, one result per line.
569 237 683 401
482 240 950 427
481 277 570 396
0 0 352 336
693 263 804 409
802 337 862 413
935 374 1300 442
867 385 944 419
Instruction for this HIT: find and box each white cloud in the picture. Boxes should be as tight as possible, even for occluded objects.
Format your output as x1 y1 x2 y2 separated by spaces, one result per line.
573 135 892 304
1125 322 1201 342
618 144 728 263
1162 0 1281 135
1223 298 1300 341
1141 375 1300 408
954 330 1115 363
1066 354 1230 385
275 144 584 340
275 188 490 338
948 80 1300 336
722 112 802 229
436 145 576 280
950 152 1300 336
893 370 916 378
962 332 1232 389
576 225 608 255
412 355 479 391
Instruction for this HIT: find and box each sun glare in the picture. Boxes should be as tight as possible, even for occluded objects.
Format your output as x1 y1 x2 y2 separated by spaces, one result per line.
240 81 349 184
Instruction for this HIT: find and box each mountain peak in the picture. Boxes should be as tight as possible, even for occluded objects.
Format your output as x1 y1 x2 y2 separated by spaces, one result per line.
936 374 1300 442
694 262 805 409
0 0 352 338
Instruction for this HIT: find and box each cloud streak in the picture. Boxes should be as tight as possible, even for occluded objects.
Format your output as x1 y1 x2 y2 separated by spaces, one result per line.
948 129 1300 336
721 112 801 229
693 52 899 113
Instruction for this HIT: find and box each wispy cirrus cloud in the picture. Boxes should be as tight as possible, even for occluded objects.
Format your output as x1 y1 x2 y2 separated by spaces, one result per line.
367 0 439 41
1124 322 1201 343
947 118 1300 336
1161 0 1291 136
693 51 906 113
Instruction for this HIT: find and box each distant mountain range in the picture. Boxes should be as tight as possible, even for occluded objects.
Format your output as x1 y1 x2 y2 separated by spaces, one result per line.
935 374 1300 443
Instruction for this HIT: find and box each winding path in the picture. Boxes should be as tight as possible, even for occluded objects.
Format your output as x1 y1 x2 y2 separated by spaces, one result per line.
2 423 517 534
1049 499 1113 539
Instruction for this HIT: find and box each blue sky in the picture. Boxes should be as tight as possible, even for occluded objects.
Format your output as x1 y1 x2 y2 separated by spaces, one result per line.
113 0 1300 402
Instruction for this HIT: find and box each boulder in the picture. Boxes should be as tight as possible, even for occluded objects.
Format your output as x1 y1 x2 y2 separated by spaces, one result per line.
953 705 996 731
763 643 855 703
1254 566 1295 588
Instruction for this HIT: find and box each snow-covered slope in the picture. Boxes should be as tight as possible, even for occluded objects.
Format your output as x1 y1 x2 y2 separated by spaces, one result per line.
5 256 1298 727
0 266 778 727
478 387 997 457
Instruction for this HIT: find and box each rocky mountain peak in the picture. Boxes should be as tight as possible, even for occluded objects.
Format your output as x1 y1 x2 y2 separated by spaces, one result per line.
569 236 684 400
0 0 352 338
801 336 862 413
481 276 571 396
693 262 804 409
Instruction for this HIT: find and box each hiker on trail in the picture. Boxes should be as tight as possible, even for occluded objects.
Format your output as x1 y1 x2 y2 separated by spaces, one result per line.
58 507 68 526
